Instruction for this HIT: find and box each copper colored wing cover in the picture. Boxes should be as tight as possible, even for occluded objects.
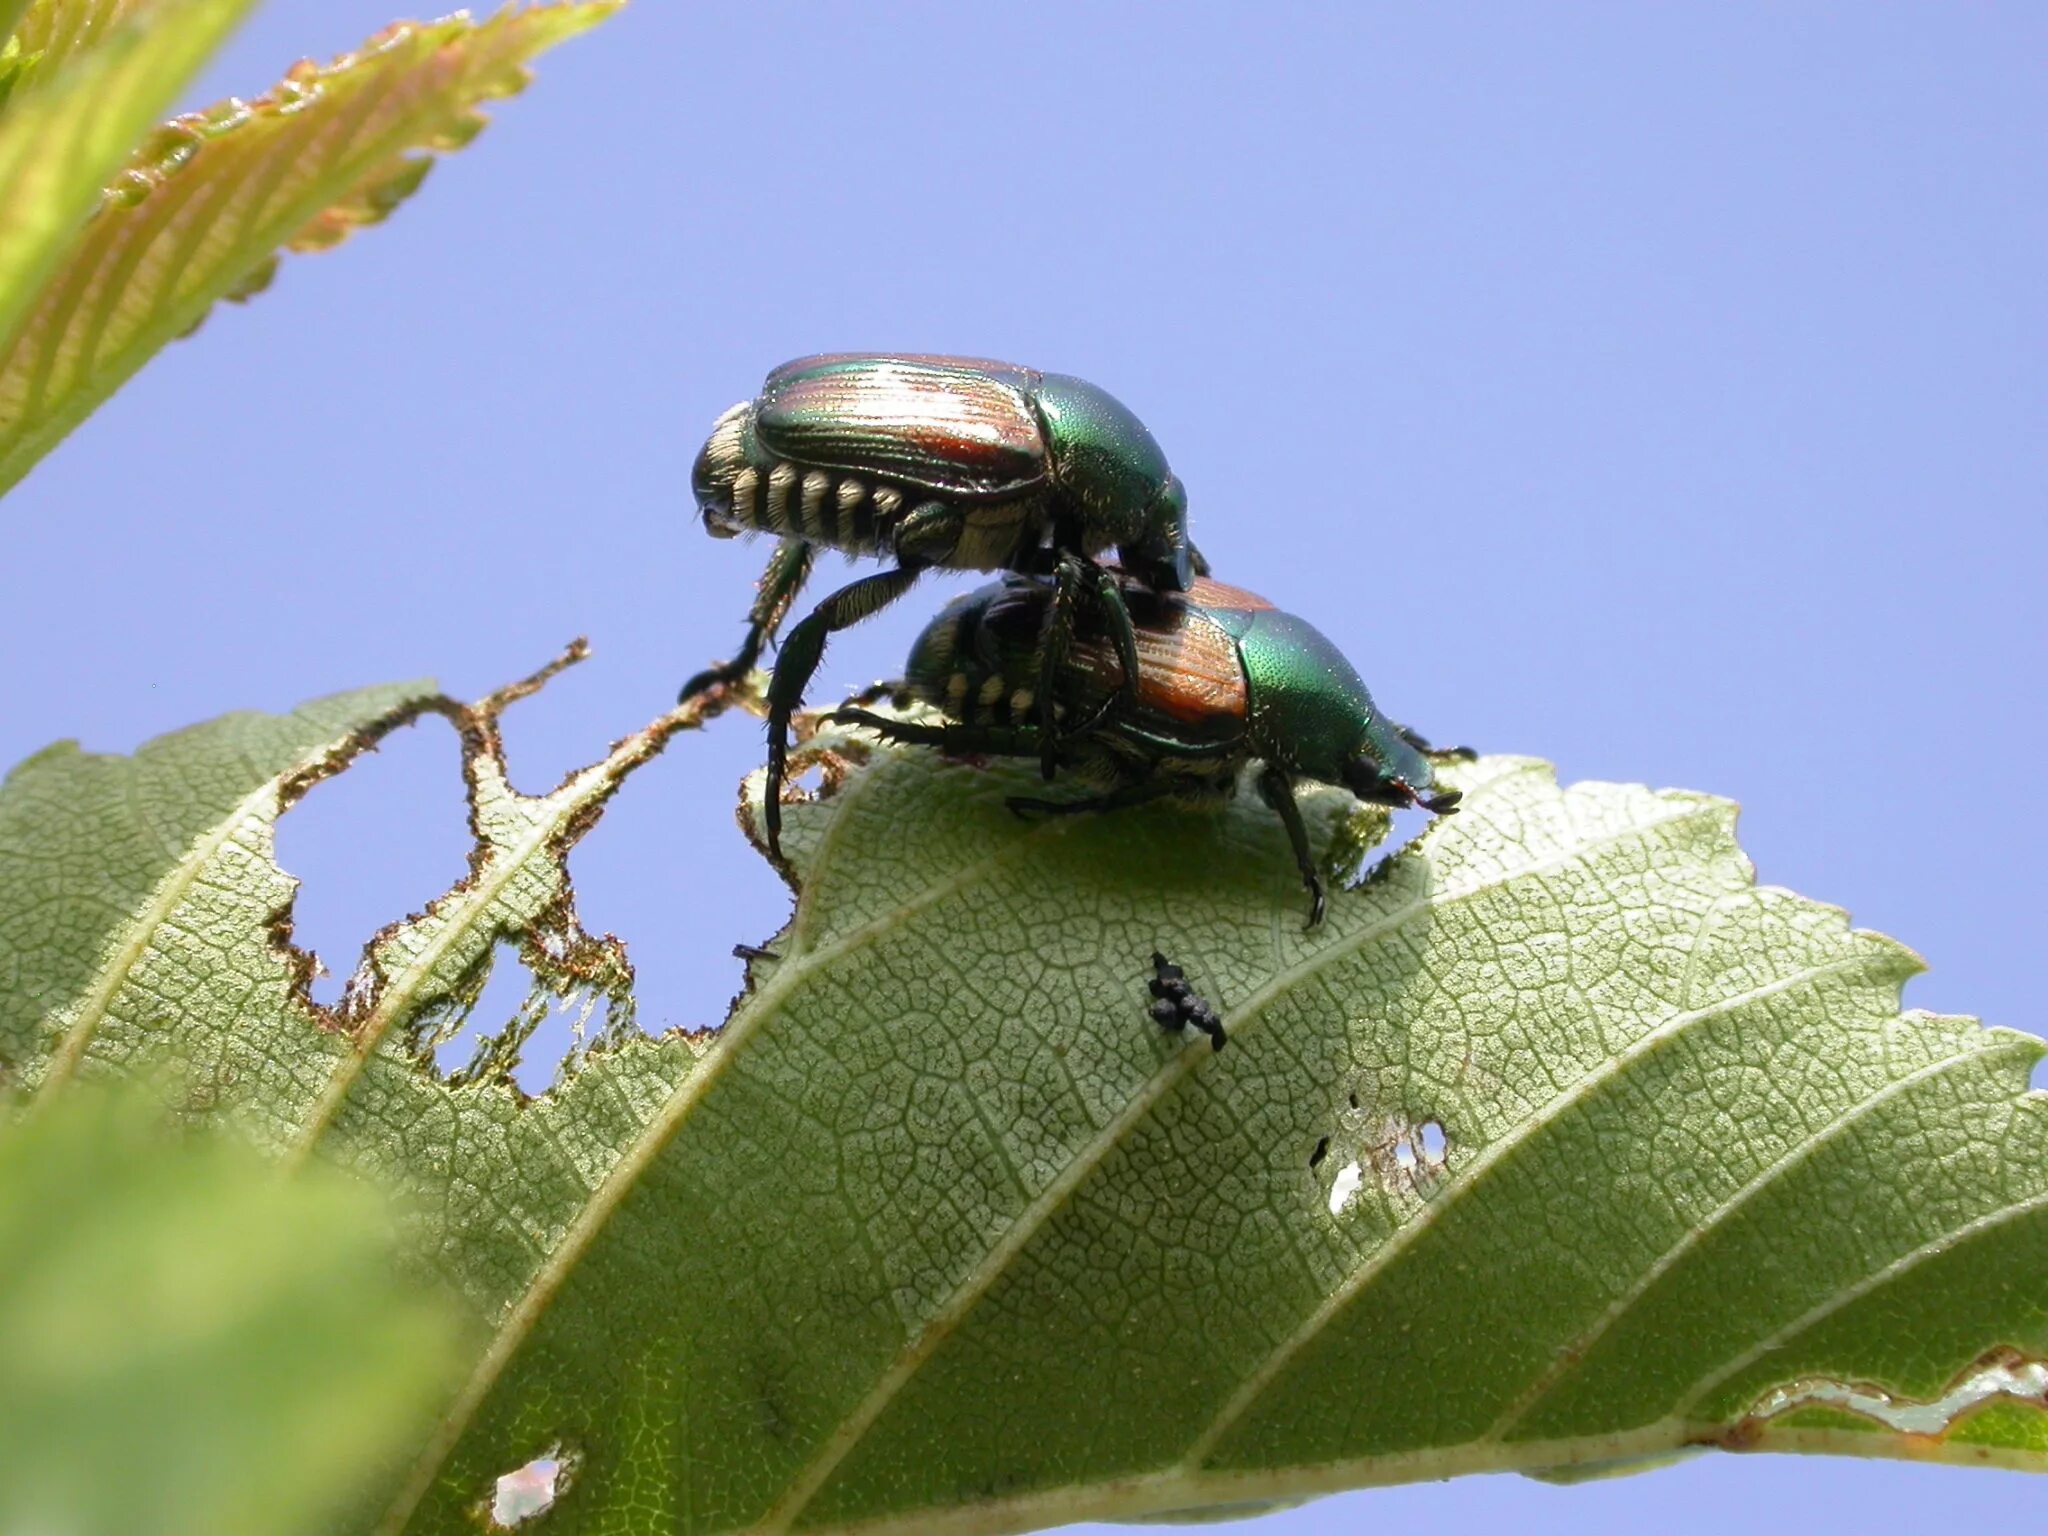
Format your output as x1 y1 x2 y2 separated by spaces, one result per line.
1069 599 1247 736
1183 575 1275 613
756 355 1047 495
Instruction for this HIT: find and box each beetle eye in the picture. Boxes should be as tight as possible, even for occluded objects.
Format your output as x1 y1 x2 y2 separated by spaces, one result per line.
1341 757 1409 808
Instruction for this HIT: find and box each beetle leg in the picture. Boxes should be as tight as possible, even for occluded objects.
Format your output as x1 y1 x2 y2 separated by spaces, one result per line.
1036 554 1140 780
763 563 925 856
1394 722 1478 762
840 678 911 711
831 707 1039 760
1257 764 1326 929
1006 777 1173 821
1086 560 1143 711
680 537 815 701
1035 561 1074 781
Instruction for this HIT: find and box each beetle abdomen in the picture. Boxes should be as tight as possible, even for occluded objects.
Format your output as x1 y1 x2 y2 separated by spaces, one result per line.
905 578 1248 753
902 586 1064 731
695 401 909 553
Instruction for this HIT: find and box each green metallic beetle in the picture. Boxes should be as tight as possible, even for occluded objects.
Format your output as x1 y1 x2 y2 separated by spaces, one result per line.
833 573 1465 927
681 354 1202 856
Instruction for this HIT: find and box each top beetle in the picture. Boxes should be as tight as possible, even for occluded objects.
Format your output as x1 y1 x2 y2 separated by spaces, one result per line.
683 354 1201 853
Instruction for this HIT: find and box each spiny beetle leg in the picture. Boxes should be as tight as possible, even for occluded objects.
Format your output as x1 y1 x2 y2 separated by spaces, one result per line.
1083 557 1143 713
762 563 925 856
1037 559 1080 780
1258 764 1326 929
1006 777 1173 821
1033 554 1141 781
841 678 908 711
832 708 1039 761
680 537 816 702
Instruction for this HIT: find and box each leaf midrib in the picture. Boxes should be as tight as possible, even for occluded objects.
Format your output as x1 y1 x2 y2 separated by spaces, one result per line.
371 757 1093 1536
757 769 1724 1532
1176 884 1866 1467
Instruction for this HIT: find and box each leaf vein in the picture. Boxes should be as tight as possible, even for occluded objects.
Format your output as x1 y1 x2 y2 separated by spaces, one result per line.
1483 1036 1998 1440
755 778 1721 1532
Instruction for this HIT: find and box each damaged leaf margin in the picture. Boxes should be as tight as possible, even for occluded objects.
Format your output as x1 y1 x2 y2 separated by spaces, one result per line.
3 646 728 1352
19 639 717 1129
396 723 2048 1534
7 671 2048 1536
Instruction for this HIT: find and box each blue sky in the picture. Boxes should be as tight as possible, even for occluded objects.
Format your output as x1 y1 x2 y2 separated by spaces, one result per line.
4 5 2042 1530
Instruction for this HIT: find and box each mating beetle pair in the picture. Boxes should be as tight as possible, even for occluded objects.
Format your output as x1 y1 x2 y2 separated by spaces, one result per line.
683 353 1463 924
834 572 1463 926
683 354 1202 854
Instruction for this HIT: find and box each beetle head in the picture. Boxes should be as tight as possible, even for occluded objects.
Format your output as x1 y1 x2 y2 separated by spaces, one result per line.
1340 722 1459 817
1119 476 1195 592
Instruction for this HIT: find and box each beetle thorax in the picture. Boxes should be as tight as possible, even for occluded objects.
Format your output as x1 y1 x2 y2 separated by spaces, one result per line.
1034 374 1175 546
1237 610 1386 781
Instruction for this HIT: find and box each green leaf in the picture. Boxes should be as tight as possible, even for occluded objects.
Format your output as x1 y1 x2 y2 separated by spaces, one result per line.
11 1 164 75
0 0 260 364
0 676 435 1078
0 3 36 77
4 675 2044 1535
0 3 619 498
0 1082 461 1536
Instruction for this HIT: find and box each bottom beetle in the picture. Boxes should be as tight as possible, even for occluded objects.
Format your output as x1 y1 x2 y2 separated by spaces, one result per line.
833 573 1465 927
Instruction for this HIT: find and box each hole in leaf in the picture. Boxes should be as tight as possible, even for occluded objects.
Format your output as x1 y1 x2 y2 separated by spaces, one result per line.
1327 1160 1363 1216
1316 1099 1450 1213
1349 804 1435 889
555 741 792 1042
1741 1347 2048 1439
427 944 541 1080
489 1452 565 1527
414 940 623 1095
274 718 469 1008
513 990 616 1098
2031 1055 2048 1094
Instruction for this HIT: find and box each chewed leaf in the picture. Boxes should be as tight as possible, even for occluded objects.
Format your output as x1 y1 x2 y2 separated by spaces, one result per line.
3 679 2044 1534
0 3 618 497
0 0 258 367
0 675 434 1076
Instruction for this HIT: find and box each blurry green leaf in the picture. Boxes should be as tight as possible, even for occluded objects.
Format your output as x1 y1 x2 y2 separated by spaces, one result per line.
4 675 2045 1535
0 4 36 82
0 2 619 497
0 0 258 362
12 1 158 72
0 1083 461 1536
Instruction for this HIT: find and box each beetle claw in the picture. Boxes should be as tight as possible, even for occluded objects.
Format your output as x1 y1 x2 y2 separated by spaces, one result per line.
679 660 743 703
